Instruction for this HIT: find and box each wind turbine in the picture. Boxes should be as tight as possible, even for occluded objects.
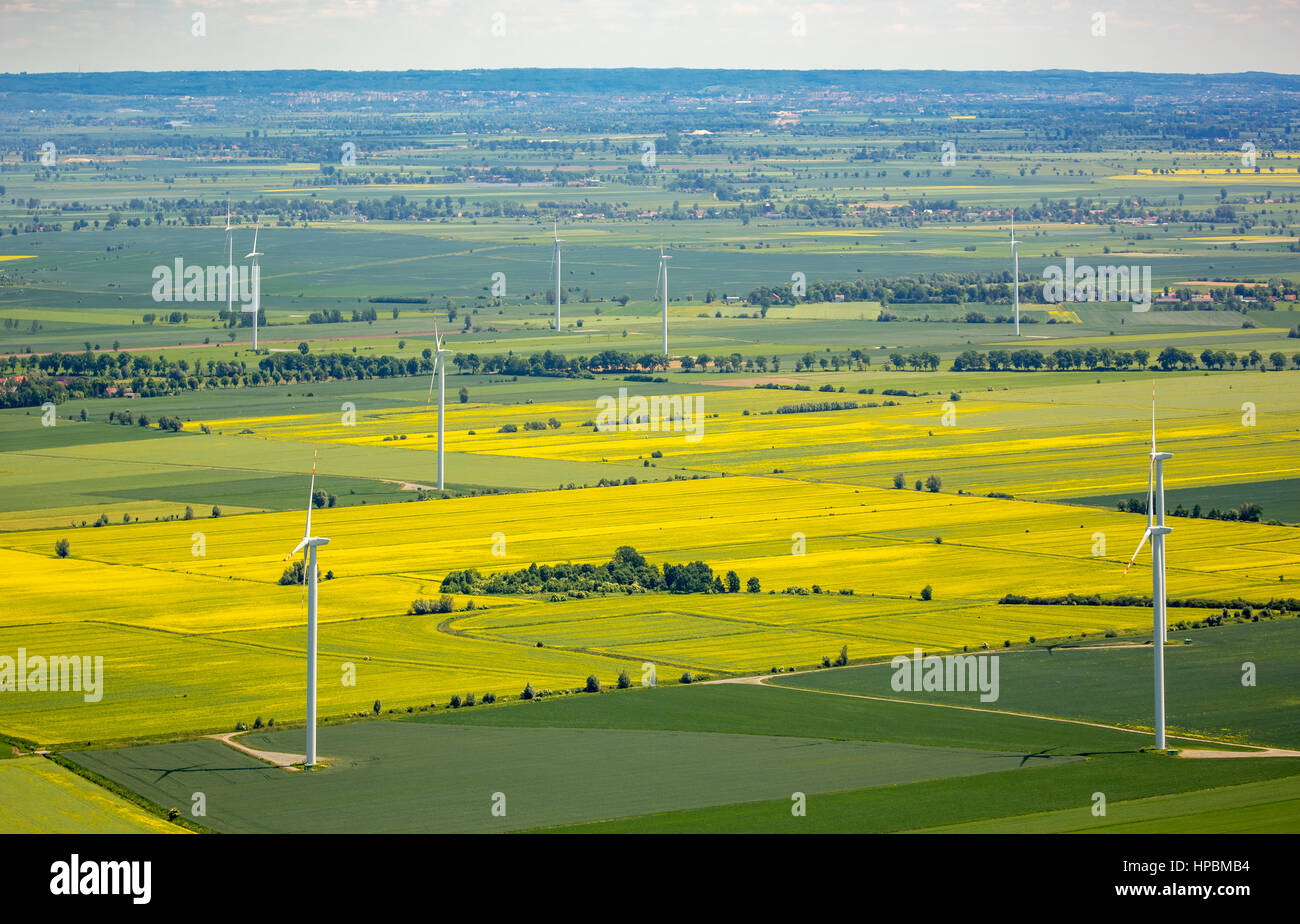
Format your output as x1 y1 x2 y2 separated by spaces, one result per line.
551 221 563 332
1123 384 1173 750
224 196 234 318
284 452 329 768
1010 216 1020 336
425 321 453 490
655 244 672 357
244 219 263 352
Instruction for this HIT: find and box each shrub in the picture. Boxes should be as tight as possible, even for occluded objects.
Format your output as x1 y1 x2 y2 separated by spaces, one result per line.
746 576 761 593
585 675 601 693
679 672 694 684
409 594 455 615
279 559 305 586
373 700 381 715
921 585 933 601
465 693 476 707
482 691 496 704
821 656 831 668
521 682 535 700
449 694 462 708
834 645 849 667
54 538 70 558
616 670 631 689
252 716 264 729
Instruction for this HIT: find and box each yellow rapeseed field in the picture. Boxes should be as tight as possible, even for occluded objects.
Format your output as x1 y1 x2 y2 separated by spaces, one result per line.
2 473 1295 744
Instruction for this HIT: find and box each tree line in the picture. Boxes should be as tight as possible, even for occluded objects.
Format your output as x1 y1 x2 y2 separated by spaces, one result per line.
950 346 1296 372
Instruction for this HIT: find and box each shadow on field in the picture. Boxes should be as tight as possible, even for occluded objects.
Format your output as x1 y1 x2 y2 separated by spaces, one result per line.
147 764 269 781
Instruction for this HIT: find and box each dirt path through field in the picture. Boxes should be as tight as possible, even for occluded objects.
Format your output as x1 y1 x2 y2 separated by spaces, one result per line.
707 662 1299 759
207 731 326 770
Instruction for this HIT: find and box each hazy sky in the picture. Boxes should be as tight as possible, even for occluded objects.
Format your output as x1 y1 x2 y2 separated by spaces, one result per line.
2 0 1297 74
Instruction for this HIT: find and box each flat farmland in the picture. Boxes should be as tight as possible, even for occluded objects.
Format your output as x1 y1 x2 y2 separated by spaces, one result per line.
183 370 1300 510
65 720 1066 833
0 756 178 834
909 775 1300 833
771 619 1300 748
1 471 1295 745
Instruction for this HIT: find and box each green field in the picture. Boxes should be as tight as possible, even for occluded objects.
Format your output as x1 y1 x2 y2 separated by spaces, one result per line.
67 720 1063 833
770 619 1300 748
61 675 1300 834
4 68 1300 836
0 756 177 833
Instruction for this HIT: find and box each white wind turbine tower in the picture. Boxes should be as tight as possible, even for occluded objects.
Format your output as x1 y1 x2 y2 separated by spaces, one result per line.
655 244 672 357
551 221 563 332
1010 216 1020 336
284 452 330 768
426 321 453 490
1123 384 1173 750
244 219 263 352
224 197 234 318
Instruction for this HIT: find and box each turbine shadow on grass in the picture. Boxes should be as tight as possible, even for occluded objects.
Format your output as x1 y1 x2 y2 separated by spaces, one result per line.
147 764 271 782
1017 747 1058 766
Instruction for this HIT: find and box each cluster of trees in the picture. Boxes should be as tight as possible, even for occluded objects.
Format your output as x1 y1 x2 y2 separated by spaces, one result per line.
440 546 760 597
776 400 859 415
408 595 456 615
278 559 335 585
747 273 1032 309
952 346 1294 372
1118 497 1264 523
789 349 875 372
887 351 942 371
107 410 184 431
453 348 815 378
893 473 943 492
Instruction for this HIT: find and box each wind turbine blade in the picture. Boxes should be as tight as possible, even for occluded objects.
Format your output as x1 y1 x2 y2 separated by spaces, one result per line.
1124 528 1152 575
1147 381 1157 528
304 451 317 539
427 366 437 407
1145 457 1154 530
1151 381 1157 453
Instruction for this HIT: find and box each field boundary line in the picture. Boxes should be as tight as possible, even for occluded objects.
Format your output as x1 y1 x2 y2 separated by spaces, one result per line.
758 679 1299 757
